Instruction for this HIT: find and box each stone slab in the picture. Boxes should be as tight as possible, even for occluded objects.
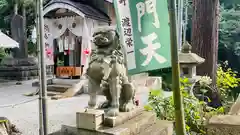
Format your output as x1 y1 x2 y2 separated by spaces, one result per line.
52 78 82 86
61 111 173 135
32 78 81 87
76 109 105 130
104 107 144 127
61 79 87 97
207 115 240 135
139 120 173 135
32 78 53 87
47 84 72 92
209 115 240 126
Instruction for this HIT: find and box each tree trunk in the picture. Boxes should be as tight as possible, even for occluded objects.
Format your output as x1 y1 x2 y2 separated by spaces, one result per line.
191 0 219 85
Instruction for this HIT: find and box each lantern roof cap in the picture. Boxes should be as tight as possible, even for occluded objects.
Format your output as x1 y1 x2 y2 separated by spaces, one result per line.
179 41 205 65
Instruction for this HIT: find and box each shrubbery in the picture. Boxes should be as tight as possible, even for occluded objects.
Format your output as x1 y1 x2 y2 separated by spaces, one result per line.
145 64 240 134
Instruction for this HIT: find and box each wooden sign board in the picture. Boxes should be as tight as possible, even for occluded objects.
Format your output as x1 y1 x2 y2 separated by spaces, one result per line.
56 66 81 77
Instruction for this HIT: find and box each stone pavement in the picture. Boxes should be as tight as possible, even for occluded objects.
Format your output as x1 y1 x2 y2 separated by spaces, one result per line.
0 80 150 135
0 79 18 88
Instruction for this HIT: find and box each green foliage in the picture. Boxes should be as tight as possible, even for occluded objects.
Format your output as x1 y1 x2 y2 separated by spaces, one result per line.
218 2 240 105
0 0 51 55
220 0 240 9
0 119 8 123
218 4 240 72
217 62 240 104
217 62 240 90
219 7 240 54
0 0 8 14
145 63 240 134
0 47 8 59
27 40 38 55
0 0 50 37
145 78 225 134
57 59 64 66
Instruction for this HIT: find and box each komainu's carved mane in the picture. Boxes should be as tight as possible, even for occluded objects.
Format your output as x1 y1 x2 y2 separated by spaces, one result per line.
86 26 136 117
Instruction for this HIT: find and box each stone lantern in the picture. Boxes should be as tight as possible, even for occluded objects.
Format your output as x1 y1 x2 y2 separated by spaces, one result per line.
179 42 205 79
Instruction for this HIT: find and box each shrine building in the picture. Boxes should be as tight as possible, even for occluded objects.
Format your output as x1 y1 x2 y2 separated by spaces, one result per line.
43 0 116 78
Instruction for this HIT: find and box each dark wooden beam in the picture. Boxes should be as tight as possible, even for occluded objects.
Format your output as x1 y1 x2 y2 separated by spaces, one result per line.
44 11 78 18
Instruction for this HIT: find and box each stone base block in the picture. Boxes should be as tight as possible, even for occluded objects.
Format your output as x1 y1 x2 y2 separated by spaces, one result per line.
0 57 53 81
104 107 144 127
76 109 104 130
61 111 173 135
207 115 240 135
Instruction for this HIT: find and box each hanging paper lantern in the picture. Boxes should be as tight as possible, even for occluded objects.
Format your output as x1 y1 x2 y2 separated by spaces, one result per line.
45 47 53 58
68 48 70 54
83 49 90 55
64 49 70 55
66 49 70 55
46 49 52 55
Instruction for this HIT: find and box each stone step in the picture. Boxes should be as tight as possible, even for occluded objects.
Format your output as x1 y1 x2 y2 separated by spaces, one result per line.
32 78 53 87
52 78 81 86
28 79 87 99
47 84 72 93
47 91 62 96
50 80 88 100
32 78 81 87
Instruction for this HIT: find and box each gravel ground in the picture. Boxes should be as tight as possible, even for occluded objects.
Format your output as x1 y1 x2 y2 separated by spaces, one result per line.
0 79 149 135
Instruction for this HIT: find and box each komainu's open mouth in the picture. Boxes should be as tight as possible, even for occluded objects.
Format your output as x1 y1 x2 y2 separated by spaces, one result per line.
93 35 110 46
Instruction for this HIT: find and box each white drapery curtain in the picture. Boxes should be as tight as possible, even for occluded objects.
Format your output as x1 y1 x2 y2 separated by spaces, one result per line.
81 18 97 72
45 16 84 39
67 16 84 37
48 18 67 39
44 16 105 69
81 18 96 52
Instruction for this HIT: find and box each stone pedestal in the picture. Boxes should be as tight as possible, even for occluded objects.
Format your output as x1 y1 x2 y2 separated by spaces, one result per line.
104 107 144 127
0 57 53 81
207 115 240 135
61 108 173 135
76 109 104 130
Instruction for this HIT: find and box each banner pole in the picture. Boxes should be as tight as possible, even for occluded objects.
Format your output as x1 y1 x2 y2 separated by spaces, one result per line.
38 0 48 134
168 0 186 134
35 0 44 135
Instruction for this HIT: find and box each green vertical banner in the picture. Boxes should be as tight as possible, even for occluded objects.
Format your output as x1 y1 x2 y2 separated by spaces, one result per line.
114 0 171 74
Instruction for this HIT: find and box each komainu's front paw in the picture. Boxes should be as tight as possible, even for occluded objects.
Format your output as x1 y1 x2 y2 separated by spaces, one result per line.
88 101 97 109
120 101 135 112
106 108 119 117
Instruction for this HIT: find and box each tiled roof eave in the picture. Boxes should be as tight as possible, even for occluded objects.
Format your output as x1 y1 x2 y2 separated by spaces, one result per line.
44 0 111 23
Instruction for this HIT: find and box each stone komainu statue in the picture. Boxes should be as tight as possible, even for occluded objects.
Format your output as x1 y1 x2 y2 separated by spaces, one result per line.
86 26 135 117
